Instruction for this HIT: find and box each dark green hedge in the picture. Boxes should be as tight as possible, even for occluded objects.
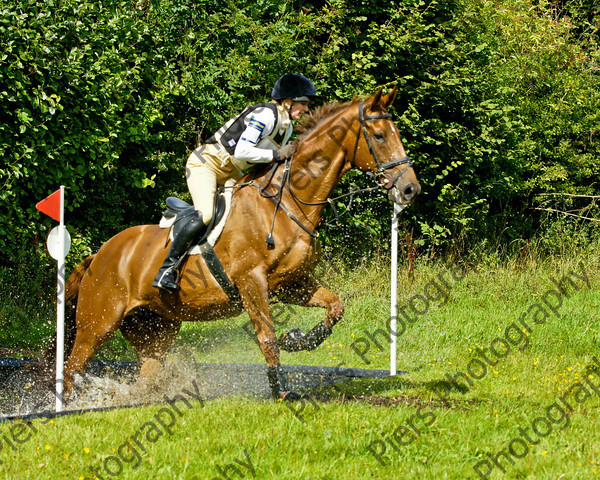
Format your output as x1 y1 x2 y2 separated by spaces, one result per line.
1 0 598 265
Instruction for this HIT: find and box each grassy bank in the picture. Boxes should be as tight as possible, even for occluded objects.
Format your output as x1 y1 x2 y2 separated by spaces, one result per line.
0 250 599 478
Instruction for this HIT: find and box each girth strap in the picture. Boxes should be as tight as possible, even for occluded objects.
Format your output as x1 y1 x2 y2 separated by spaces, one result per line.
199 243 242 305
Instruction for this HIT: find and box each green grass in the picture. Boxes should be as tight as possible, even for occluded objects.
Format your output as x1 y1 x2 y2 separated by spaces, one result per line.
1 252 599 479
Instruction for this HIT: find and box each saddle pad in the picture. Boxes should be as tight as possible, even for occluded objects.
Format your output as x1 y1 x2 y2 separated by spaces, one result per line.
158 179 235 252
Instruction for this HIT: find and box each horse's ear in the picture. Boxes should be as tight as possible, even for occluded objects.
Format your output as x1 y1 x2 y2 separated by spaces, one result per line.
382 85 397 108
372 87 384 109
372 86 397 110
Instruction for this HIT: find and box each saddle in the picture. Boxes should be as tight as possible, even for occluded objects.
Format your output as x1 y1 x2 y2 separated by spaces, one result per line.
160 192 240 303
161 192 228 247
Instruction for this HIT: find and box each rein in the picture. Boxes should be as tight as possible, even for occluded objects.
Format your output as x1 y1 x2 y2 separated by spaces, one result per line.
252 160 320 244
235 100 415 246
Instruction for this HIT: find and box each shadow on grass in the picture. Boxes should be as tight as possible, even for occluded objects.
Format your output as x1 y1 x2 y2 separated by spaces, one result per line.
305 375 478 411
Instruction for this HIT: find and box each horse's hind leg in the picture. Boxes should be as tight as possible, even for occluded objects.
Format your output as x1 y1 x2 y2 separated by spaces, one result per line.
120 308 182 382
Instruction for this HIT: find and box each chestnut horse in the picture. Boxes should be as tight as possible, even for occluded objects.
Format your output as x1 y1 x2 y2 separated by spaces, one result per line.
60 87 420 399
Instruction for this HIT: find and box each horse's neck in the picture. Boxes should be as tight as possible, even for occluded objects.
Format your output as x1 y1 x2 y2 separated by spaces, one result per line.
235 106 357 231
286 109 356 224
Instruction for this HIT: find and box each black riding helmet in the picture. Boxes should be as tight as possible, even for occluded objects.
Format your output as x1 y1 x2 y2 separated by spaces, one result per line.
271 73 318 102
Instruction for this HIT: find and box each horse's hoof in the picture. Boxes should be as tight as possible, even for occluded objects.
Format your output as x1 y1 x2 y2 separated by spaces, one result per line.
278 328 306 352
281 391 302 402
139 358 162 379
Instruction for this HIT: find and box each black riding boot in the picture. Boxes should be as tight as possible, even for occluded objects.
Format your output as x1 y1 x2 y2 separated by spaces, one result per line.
153 211 206 292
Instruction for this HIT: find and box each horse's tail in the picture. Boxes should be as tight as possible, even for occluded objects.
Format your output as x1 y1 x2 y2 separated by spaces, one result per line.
43 254 96 367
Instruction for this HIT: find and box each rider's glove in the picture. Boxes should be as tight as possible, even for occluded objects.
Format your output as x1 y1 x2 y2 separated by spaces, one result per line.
273 144 295 163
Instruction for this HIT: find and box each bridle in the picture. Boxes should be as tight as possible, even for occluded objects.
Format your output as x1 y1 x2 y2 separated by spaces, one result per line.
241 100 415 246
352 100 413 189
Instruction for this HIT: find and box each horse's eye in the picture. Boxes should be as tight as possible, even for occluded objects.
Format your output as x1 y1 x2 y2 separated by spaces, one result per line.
373 132 385 143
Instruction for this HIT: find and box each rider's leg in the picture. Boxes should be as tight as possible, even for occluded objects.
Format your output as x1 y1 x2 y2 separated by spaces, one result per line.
153 210 206 291
186 146 220 224
153 151 218 292
153 145 241 292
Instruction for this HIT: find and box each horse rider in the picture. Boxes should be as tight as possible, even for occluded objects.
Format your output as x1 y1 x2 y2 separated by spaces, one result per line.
153 73 319 291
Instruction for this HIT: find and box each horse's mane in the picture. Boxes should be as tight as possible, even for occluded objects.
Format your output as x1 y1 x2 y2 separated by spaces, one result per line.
293 99 359 148
242 98 360 180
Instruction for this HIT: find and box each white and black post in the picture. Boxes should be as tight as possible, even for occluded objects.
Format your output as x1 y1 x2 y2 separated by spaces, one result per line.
38 185 71 412
55 186 66 411
390 203 406 376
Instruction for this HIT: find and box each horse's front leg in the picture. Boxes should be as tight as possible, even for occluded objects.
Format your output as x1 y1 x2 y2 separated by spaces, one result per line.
277 276 344 352
236 268 294 400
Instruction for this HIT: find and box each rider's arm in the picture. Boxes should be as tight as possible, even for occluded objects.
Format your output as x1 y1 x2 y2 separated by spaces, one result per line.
233 107 278 164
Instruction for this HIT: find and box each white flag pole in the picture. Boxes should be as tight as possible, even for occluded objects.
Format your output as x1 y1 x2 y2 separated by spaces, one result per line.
390 203 406 376
55 185 66 412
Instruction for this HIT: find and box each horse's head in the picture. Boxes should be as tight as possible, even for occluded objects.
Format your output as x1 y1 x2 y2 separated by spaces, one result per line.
350 87 421 205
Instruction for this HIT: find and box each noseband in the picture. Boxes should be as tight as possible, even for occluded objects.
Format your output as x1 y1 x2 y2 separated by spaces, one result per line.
353 100 414 189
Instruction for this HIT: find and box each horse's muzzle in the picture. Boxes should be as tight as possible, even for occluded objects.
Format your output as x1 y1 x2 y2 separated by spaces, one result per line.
388 178 421 205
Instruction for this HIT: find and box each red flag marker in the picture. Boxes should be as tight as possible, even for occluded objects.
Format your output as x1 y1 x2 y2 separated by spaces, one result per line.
36 188 62 222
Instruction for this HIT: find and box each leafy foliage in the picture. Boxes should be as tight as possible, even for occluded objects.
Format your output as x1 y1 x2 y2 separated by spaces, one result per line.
0 0 174 261
1 0 598 266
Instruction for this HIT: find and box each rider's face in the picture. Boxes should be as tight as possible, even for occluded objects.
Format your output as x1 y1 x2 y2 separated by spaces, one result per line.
283 100 310 120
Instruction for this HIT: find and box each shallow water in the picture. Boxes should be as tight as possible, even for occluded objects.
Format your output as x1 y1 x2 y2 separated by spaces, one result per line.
0 359 388 417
